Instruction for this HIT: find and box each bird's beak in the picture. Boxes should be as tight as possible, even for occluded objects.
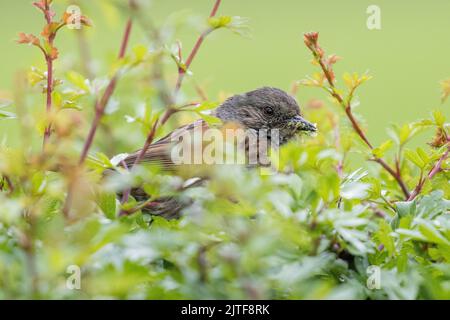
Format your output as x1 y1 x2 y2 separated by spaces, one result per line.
288 115 317 132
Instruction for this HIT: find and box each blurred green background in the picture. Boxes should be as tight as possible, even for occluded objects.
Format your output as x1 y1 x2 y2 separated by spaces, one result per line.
0 0 449 147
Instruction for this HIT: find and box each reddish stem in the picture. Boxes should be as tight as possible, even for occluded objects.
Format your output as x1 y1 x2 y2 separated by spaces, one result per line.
175 29 212 93
374 158 410 198
78 19 133 164
64 18 133 218
209 0 222 17
119 19 133 58
306 38 410 198
44 1 52 24
132 118 160 167
118 118 159 215
174 0 221 94
344 106 373 149
42 1 56 148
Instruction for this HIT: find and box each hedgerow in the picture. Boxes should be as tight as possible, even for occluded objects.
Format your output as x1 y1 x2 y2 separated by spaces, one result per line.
0 0 448 299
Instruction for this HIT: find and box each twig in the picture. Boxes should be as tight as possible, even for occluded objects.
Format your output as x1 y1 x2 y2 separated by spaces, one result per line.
20 1 91 148
42 1 57 148
372 158 410 198
174 0 222 94
303 32 410 199
78 18 133 164
118 117 159 216
63 18 133 218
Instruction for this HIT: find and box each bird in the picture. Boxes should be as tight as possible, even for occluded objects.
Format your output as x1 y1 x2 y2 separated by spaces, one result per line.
116 87 317 219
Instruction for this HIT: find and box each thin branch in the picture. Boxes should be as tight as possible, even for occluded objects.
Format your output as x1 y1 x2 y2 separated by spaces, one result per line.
119 117 159 215
209 0 222 18
78 18 133 165
132 118 160 167
303 32 410 199
42 5 57 149
174 29 212 93
174 0 222 94
373 158 410 198
63 18 133 219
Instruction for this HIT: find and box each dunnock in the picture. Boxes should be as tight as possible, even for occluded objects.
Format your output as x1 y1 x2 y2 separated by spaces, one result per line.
118 87 316 219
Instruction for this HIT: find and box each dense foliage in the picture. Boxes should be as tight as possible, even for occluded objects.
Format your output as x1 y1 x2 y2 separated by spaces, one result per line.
0 0 448 299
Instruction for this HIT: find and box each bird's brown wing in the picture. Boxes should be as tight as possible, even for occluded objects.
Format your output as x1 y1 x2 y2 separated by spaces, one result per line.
122 119 209 170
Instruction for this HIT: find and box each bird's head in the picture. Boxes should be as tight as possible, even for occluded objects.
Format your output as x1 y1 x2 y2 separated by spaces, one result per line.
214 87 317 144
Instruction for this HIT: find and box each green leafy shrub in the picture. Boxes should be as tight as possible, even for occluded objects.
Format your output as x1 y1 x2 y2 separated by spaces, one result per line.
0 0 448 299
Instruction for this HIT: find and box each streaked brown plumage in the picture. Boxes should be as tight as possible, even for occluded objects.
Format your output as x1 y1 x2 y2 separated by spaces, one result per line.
118 87 316 219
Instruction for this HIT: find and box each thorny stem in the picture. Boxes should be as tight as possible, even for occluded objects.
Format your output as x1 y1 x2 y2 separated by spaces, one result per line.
42 0 57 149
304 33 410 199
43 0 52 24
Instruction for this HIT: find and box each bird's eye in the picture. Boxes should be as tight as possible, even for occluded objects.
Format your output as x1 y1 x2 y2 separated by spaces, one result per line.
264 106 274 115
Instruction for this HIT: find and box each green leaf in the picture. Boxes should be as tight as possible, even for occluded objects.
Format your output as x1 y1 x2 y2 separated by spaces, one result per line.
417 220 450 246
192 101 219 112
396 228 427 241
432 110 445 127
208 16 232 29
416 147 430 165
0 110 16 119
372 140 393 158
28 67 46 86
195 111 222 126
374 220 396 255
132 44 148 63
66 71 89 91
404 149 425 168
340 182 370 200
396 201 416 217
31 171 46 195
97 192 117 219
399 124 411 145
0 99 12 108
